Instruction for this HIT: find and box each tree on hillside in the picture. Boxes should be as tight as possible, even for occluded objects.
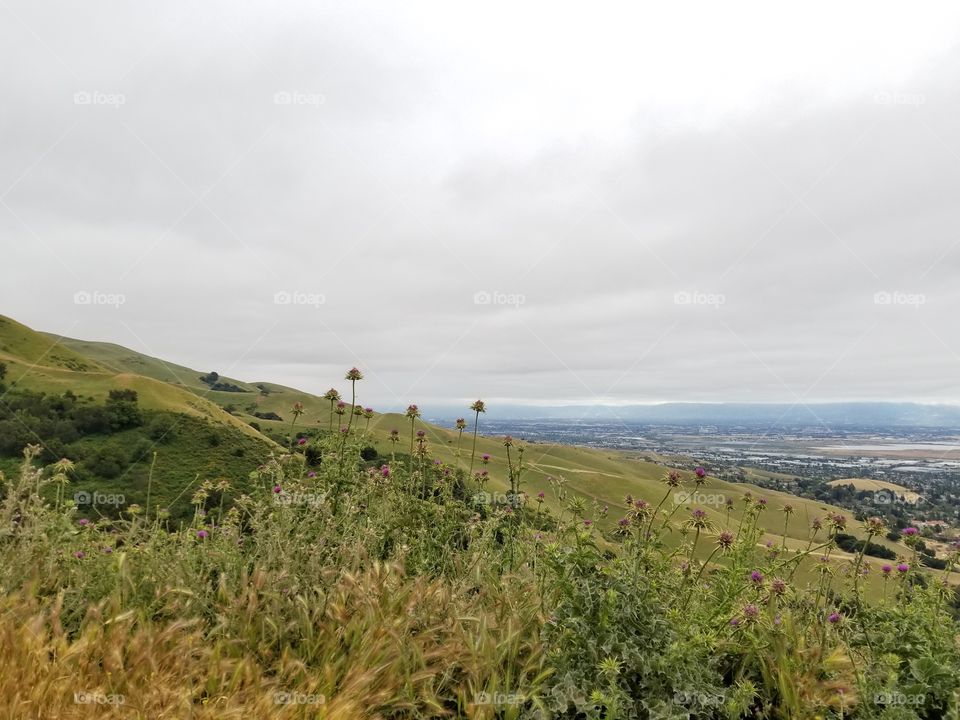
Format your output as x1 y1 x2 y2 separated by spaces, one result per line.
0 361 6 380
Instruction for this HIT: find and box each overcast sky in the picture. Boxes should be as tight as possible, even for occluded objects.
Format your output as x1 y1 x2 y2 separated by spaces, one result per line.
2 1 960 411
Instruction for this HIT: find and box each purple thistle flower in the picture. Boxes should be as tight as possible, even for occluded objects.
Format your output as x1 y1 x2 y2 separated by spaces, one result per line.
583 519 592 527
537 491 545 500
73 551 85 559
618 517 630 527
695 466 706 478
297 437 307 446
381 465 390 478
881 564 892 575
307 471 317 478
273 485 282 494
729 617 740 627
902 527 919 536
102 547 112 554
78 518 90 526
897 563 909 573
750 570 764 584
828 612 841 624
196 530 209 539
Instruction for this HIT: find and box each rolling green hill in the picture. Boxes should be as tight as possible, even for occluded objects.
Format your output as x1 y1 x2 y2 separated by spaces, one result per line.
0 314 937 590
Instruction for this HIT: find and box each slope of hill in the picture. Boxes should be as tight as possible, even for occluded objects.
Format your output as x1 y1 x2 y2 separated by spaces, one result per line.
1 315 927 577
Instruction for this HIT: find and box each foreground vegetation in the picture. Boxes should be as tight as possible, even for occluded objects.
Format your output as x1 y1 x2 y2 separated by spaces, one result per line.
1 369 958 719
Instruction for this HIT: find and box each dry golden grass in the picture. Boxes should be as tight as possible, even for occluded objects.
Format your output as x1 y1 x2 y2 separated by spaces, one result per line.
0 562 546 719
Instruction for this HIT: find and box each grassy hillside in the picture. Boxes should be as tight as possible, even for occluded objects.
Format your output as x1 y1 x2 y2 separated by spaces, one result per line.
3 316 947 588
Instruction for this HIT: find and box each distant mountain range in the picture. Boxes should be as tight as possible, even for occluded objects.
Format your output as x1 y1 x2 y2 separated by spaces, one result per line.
429 402 960 428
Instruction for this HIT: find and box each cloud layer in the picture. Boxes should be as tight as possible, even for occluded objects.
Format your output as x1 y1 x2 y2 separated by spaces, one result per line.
3 1 960 410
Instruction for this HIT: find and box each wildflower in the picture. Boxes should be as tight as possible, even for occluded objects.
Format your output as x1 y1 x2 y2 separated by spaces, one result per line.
273 485 282 494
102 547 112 554
583 519 592 527
618 517 630 528
406 404 420 419
865 516 887 534
897 563 909 574
380 465 390 478
323 388 341 401
729 617 741 627
73 551 85 559
345 367 363 381
78 518 90 526
742 604 760 623
716 531 735 549
297 437 307 446
771 578 787 595
695 466 707 478
901 527 919 537
335 401 346 415
811 517 823 531
774 615 782 626
755 498 768 509
417 430 426 439
197 530 209 539
750 570 764 585
881 564 892 575
307 471 316 478
782 504 794 515
692 508 708 521
725 498 735 509
455 418 467 430
389 429 399 441
537 491 545 499
625 494 633 506
830 514 847 532
502 435 513 447
470 400 486 413
663 470 682 488
363 407 374 418
827 612 841 624
482 453 490 463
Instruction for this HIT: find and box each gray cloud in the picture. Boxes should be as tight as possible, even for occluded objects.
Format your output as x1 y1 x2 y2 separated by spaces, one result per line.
2 1 960 411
